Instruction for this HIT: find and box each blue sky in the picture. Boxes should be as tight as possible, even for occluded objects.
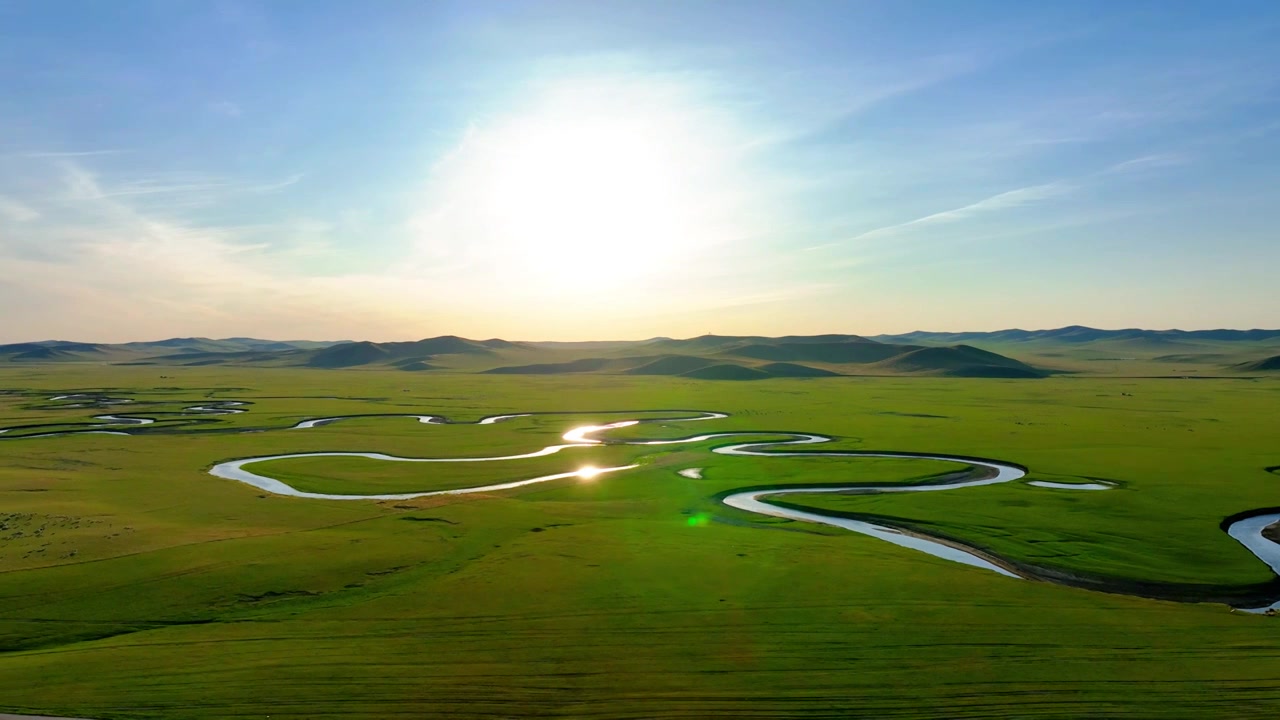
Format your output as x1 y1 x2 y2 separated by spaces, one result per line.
1 0 1277 342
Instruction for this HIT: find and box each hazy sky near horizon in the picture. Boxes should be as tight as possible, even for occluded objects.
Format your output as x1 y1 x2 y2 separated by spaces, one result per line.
2 1 1278 342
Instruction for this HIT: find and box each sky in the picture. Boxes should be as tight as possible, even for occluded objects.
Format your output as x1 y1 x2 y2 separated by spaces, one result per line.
1 0 1278 342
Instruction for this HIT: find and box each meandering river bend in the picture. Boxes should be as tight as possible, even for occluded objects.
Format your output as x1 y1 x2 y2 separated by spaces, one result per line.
3 395 1278 613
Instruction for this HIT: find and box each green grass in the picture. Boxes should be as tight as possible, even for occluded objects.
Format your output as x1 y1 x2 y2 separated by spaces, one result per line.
0 367 1278 718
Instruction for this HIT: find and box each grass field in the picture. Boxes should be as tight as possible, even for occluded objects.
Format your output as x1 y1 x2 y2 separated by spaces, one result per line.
1 365 1279 718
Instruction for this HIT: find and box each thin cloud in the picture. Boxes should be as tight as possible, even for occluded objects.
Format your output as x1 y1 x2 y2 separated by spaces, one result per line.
60 165 301 205
0 195 40 222
848 183 1072 243
764 53 990 149
1104 153 1188 174
249 174 304 193
19 149 128 158
208 101 243 118
680 282 840 314
86 181 237 199
0 157 483 343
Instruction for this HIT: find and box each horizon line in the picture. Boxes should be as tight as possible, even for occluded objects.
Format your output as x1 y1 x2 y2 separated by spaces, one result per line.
7 324 1280 346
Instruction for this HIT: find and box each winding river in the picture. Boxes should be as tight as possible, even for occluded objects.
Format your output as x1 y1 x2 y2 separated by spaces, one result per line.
3 394 1279 612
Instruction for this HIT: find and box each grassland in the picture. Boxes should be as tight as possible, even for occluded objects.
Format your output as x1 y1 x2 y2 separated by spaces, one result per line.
0 365 1278 718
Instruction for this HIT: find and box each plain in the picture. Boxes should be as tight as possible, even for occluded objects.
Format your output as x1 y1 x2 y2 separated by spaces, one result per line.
0 365 1278 719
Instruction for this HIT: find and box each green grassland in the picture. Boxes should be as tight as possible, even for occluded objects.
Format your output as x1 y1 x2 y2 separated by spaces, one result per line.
1 366 1279 718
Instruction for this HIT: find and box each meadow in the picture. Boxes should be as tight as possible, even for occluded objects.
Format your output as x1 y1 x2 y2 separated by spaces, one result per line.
0 364 1278 718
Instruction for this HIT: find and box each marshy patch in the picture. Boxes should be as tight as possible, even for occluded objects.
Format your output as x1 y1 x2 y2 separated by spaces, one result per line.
237 589 319 604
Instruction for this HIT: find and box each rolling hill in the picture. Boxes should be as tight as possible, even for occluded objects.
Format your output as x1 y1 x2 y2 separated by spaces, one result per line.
475 335 1045 379
0 334 1047 379
307 341 392 368
1234 355 1280 372
872 325 1280 345
870 345 1044 378
868 325 1280 375
623 355 718 375
0 344 94 361
756 362 843 377
4 326 1274 378
0 337 346 364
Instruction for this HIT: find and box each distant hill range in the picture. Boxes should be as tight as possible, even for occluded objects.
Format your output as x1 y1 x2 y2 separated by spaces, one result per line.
869 325 1280 376
1 326 1276 379
871 325 1280 345
0 333 1043 379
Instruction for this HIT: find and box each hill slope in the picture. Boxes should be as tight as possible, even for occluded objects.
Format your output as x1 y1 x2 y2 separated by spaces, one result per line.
868 325 1280 375
871 346 1046 378
478 337 1039 379
1234 355 1280 372
873 326 1280 345
0 332 1068 378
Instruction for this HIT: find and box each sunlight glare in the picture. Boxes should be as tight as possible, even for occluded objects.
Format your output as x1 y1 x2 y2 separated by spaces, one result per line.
475 80 737 292
563 419 637 444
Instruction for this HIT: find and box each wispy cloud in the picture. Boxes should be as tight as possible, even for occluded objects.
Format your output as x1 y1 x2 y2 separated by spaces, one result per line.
760 53 990 150
1104 153 1189 175
74 179 236 199
208 100 243 118
0 195 40 223
18 149 128 158
58 164 302 209
0 157 422 342
249 174 304 193
674 282 840 315
846 183 1072 244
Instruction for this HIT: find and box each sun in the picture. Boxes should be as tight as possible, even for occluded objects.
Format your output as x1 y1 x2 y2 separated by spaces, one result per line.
408 77 748 304
476 83 724 291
